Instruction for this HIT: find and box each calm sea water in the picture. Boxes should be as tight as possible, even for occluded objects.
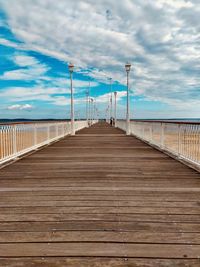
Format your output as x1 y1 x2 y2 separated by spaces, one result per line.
0 118 200 123
0 119 70 123
132 119 200 123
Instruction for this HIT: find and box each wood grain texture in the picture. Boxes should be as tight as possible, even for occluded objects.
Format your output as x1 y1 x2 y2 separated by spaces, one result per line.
0 122 200 266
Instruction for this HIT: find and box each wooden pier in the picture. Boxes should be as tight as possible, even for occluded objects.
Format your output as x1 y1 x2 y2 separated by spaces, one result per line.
0 122 200 266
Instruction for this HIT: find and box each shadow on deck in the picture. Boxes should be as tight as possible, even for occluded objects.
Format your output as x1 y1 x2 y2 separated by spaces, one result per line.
0 122 200 267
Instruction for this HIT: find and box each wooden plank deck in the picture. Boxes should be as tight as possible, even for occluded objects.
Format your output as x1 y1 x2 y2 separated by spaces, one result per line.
0 122 200 267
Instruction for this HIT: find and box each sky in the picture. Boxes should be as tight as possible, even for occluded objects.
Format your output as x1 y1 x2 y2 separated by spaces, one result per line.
0 0 200 120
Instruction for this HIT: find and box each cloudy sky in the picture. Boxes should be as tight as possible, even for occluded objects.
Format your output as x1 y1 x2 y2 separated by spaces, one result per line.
0 0 200 119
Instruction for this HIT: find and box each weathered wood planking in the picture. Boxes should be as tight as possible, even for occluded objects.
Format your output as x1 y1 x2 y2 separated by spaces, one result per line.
0 122 200 266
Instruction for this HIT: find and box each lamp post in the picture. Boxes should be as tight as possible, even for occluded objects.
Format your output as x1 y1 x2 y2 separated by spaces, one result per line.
90 98 94 125
88 96 91 126
68 63 75 135
114 91 117 127
106 106 109 123
125 63 131 135
108 78 113 125
93 98 96 122
96 107 99 120
86 82 90 127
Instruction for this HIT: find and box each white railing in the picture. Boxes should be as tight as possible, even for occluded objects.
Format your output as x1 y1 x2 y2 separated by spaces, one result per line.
0 120 89 165
116 120 200 168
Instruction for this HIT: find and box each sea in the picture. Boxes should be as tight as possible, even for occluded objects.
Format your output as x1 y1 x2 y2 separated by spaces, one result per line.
0 118 200 123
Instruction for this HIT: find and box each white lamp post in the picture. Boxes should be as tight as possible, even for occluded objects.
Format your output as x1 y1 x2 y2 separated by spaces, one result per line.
68 63 75 135
125 63 131 135
114 91 117 127
93 98 96 122
90 98 94 125
106 106 109 122
86 83 90 127
108 78 113 125
88 95 91 126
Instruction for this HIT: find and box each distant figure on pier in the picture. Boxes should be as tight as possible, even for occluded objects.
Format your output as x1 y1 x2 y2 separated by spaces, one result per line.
110 117 115 126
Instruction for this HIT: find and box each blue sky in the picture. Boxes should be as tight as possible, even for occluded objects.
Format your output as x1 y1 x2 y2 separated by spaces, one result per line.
0 0 200 119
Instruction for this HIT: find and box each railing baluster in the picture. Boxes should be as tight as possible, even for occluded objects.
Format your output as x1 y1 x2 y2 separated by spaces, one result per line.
13 125 17 157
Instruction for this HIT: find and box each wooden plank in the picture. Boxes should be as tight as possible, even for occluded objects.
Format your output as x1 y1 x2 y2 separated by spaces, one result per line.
0 206 200 214
1 191 200 199
1 194 200 201
0 243 200 258
1 186 200 192
0 213 200 223
1 231 200 244
0 200 200 207
1 181 200 188
0 258 199 267
0 221 200 232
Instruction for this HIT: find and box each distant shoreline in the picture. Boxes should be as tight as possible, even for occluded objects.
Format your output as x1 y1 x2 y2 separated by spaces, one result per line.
1 118 200 123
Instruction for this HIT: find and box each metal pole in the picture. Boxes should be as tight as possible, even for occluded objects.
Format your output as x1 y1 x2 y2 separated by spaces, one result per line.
70 71 75 135
109 78 113 125
90 98 93 125
108 92 111 122
114 92 117 127
106 107 109 123
126 71 130 135
86 89 89 127
88 97 91 126
96 107 98 121
93 98 96 122
93 98 94 124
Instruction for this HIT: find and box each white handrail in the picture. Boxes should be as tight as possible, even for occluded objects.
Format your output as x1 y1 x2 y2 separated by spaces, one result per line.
116 120 200 167
0 120 90 165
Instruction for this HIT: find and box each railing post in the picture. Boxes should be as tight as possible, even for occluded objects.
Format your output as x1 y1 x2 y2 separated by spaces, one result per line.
178 124 181 158
130 122 132 135
62 123 65 137
150 124 153 143
161 123 165 148
13 125 17 156
34 124 37 147
56 123 59 138
142 124 145 139
0 128 3 159
47 124 50 143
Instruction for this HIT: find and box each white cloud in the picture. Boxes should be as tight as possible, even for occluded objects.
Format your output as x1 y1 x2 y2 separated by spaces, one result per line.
7 104 33 110
0 80 98 107
1 65 48 80
96 90 126 104
0 38 19 48
14 54 39 67
0 53 49 80
157 0 194 9
51 77 98 89
0 0 200 114
0 52 99 95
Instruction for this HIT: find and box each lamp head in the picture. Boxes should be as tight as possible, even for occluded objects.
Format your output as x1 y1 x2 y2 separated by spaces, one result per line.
68 62 74 73
125 62 131 73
